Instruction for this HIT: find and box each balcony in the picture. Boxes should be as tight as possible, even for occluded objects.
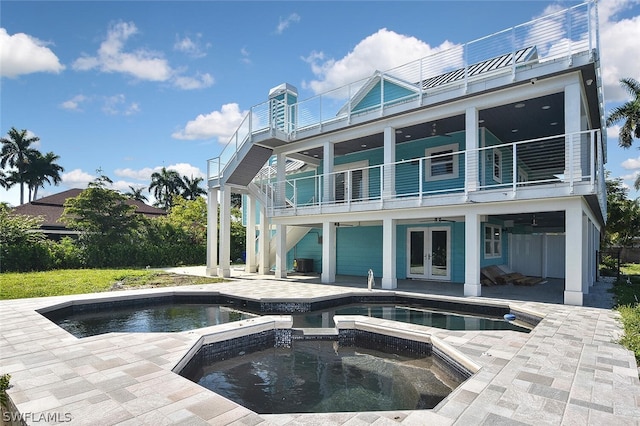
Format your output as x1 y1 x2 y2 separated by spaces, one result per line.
207 2 601 190
254 130 604 217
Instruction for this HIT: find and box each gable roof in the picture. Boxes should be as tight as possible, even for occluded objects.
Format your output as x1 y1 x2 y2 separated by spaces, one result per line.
12 188 166 231
336 46 539 119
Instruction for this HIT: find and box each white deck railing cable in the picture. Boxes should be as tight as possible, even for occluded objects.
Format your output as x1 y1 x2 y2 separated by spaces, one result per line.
208 2 596 186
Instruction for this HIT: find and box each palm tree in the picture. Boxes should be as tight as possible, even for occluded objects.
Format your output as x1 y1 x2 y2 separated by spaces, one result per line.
149 167 185 210
607 77 640 148
181 175 206 200
124 185 148 202
0 127 40 204
606 78 640 190
24 151 64 201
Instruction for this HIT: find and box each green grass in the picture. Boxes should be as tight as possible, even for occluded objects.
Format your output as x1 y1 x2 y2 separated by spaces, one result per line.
621 263 640 276
0 269 223 300
610 270 640 363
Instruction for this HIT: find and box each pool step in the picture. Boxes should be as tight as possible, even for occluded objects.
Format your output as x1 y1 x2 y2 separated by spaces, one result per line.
292 327 339 340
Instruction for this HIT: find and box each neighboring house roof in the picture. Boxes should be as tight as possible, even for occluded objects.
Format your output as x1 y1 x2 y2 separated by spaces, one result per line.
12 188 166 234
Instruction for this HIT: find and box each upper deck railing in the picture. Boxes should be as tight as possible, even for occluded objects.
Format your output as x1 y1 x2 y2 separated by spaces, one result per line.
207 1 599 185
255 130 602 214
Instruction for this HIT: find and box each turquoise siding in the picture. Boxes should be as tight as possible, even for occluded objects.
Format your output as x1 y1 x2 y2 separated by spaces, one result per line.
288 228 323 272
283 131 469 201
336 226 384 276
353 81 417 113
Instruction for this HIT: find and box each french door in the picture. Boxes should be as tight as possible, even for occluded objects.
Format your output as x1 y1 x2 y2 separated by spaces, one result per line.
407 227 450 280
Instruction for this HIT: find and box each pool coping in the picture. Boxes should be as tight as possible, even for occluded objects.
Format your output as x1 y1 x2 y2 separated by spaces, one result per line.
1 279 639 425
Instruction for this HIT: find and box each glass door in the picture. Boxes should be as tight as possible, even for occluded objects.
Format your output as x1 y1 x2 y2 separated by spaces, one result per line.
407 227 450 280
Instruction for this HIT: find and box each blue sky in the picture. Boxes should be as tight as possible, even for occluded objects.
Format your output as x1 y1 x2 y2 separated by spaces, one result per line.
1 0 640 206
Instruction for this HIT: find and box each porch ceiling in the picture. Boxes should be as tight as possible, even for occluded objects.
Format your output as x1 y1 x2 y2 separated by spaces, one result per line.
293 92 565 160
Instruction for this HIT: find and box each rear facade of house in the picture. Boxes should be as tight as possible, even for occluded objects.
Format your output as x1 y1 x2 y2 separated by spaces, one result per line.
206 1 606 306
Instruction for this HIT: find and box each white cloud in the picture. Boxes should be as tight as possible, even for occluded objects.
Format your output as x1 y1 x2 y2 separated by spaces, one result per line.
621 156 640 170
302 28 459 94
102 94 140 116
0 28 65 78
114 167 157 181
72 21 213 90
174 34 208 58
73 21 172 81
60 95 89 111
173 72 214 90
117 163 203 179
276 13 301 34
62 169 95 188
599 0 640 101
240 47 251 65
165 163 205 179
172 103 248 142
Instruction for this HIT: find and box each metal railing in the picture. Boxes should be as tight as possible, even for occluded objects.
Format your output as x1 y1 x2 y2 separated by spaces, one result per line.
260 130 602 212
207 2 598 186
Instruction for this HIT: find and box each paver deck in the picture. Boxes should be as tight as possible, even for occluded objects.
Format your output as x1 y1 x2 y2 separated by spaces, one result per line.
0 273 638 425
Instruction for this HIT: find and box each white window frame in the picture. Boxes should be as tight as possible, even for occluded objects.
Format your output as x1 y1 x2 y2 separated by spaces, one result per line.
425 143 459 181
484 224 502 258
492 148 502 183
334 160 369 201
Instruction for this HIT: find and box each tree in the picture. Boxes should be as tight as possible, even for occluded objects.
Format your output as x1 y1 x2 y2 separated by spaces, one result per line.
165 196 207 244
606 78 640 189
62 175 142 266
24 151 64 201
181 175 206 200
0 203 50 271
124 185 148 202
605 172 640 248
0 127 40 204
149 167 185 210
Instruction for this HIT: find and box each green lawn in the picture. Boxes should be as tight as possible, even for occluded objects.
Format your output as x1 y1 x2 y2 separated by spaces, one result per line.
0 269 223 300
610 266 640 363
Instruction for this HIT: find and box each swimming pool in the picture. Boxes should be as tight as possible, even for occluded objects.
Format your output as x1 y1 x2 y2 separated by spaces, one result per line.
182 339 462 413
42 293 533 338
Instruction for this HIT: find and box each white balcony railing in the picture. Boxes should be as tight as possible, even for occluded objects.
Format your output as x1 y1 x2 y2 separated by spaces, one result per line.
207 1 599 186
257 130 602 214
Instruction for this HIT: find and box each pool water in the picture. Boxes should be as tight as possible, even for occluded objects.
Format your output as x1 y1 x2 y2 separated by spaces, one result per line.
48 304 256 338
292 304 530 332
185 339 461 414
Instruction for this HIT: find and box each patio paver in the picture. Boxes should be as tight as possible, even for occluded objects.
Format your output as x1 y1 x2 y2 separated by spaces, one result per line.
0 274 638 425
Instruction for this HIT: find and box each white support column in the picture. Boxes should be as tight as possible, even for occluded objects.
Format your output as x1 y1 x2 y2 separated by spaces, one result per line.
275 223 287 279
258 205 269 275
564 200 584 305
565 82 583 181
218 187 231 278
464 212 482 296
206 187 219 276
245 194 257 273
276 153 286 207
322 142 334 203
321 221 336 283
465 107 479 192
381 218 397 289
382 127 396 199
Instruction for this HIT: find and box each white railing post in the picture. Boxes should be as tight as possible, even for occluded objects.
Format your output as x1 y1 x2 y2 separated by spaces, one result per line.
419 160 423 203
569 134 575 193
380 166 385 202
511 26 516 80
512 143 518 195
590 130 596 189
